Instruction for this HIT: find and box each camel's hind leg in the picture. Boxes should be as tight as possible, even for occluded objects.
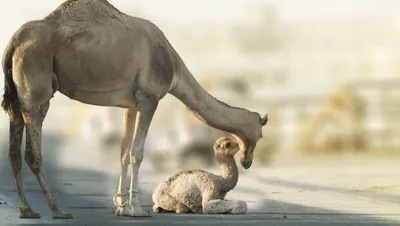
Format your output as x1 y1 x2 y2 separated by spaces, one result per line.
12 25 71 218
21 101 72 219
114 107 137 216
201 192 247 214
7 106 40 218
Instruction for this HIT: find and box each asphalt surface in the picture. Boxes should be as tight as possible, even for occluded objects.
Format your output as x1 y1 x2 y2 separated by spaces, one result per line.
0 133 399 225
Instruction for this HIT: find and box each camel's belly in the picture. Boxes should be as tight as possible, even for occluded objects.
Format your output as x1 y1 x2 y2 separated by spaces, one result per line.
54 57 138 107
57 83 136 108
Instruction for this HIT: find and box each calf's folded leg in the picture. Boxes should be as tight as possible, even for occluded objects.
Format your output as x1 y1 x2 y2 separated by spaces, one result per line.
203 199 247 214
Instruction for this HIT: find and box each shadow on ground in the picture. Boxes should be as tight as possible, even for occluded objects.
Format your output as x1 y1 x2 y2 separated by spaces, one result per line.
0 132 118 224
0 132 399 225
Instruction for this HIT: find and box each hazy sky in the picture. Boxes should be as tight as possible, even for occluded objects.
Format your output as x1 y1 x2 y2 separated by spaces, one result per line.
1 0 399 24
0 0 398 65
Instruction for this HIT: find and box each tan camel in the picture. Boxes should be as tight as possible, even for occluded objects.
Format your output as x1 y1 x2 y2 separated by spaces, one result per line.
152 137 247 214
1 0 268 219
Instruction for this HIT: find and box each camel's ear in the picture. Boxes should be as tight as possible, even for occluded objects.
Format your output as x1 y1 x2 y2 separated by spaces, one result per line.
260 114 268 126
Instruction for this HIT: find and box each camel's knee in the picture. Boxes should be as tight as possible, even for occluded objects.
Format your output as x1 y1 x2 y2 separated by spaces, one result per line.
121 153 130 167
120 138 132 166
130 148 144 165
120 151 130 168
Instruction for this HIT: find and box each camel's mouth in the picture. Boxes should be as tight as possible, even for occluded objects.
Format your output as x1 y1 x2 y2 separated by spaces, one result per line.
232 135 254 169
240 156 253 169
240 146 254 169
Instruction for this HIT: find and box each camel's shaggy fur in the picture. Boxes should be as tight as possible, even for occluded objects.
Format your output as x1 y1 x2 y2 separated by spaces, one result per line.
152 137 247 214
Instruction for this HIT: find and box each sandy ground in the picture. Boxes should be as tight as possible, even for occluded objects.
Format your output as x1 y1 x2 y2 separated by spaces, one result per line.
0 134 399 226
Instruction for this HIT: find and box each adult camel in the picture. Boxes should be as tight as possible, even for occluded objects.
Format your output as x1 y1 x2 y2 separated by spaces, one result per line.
1 0 268 219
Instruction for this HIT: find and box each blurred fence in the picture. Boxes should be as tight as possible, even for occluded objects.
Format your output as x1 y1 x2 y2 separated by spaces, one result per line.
356 78 400 150
253 78 400 154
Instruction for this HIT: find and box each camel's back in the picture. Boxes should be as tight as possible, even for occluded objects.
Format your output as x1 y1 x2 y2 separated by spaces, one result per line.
43 0 159 40
45 0 132 29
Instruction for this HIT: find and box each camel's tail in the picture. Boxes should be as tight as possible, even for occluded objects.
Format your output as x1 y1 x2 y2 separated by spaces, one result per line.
1 38 18 115
2 38 24 155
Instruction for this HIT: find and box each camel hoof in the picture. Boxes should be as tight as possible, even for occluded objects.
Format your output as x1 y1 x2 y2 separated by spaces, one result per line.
129 209 152 218
20 208 41 219
115 206 130 216
52 210 73 219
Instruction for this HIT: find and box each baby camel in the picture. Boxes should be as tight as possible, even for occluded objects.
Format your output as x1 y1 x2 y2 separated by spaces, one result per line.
152 137 247 214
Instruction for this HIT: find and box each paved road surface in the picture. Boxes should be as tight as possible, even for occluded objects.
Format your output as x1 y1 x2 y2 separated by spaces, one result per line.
0 134 399 225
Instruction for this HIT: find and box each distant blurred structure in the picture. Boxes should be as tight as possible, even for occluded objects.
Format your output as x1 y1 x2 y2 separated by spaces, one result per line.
297 84 367 154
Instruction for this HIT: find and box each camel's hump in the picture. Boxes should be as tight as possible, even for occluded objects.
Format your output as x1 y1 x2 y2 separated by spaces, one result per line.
44 0 125 26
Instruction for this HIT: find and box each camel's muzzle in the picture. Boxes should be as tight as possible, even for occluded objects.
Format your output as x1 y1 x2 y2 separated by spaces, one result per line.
232 134 254 169
240 156 253 169
240 145 254 169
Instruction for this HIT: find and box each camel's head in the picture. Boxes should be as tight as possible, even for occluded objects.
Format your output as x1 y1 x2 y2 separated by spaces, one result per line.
233 113 268 169
213 137 240 158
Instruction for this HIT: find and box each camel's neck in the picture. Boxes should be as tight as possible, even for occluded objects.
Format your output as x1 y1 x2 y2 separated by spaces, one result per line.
219 157 239 192
169 58 256 135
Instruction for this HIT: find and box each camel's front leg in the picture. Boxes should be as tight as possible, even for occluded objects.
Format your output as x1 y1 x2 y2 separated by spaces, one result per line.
128 92 158 217
114 107 137 216
22 102 72 219
203 199 247 214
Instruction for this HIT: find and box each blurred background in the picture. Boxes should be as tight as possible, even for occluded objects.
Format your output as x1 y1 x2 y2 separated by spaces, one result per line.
1 0 400 173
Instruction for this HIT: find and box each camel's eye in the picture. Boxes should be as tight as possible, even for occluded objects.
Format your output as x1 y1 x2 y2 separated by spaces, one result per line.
225 142 231 148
